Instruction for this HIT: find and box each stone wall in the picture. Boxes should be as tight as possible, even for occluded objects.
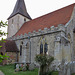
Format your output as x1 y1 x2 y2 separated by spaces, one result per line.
12 24 70 64
66 5 75 61
9 19 75 66
30 32 61 63
8 14 30 38
6 52 17 64
73 33 75 57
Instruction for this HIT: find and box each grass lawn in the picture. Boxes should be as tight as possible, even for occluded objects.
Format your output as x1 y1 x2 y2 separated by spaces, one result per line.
72 74 75 75
0 65 75 75
1 64 74 75
0 64 38 75
51 71 58 75
0 64 59 75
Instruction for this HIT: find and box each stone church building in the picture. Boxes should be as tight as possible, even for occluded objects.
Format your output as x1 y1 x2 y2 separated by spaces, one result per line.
5 0 75 67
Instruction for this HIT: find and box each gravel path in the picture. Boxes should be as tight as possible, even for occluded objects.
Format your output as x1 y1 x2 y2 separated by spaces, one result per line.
0 70 4 75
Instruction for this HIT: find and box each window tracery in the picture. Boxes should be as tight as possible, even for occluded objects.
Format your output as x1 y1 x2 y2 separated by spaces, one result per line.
40 43 43 54
39 36 48 54
44 43 48 54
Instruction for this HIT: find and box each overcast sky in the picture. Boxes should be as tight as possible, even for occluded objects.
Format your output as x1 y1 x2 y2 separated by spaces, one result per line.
0 0 75 21
0 0 75 39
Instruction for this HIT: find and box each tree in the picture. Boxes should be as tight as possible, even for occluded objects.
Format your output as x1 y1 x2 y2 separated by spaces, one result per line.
0 20 8 62
35 54 54 75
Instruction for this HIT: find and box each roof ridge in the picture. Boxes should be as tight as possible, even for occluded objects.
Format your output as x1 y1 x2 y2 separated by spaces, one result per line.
31 3 75 21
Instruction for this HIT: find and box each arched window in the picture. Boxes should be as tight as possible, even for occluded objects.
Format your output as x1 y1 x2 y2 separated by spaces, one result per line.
12 19 14 24
40 43 43 54
44 43 48 54
24 18 26 22
20 45 22 56
20 41 23 56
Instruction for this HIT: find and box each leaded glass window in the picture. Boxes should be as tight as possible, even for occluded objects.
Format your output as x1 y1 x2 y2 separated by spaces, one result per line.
20 45 22 56
40 43 43 54
44 43 48 54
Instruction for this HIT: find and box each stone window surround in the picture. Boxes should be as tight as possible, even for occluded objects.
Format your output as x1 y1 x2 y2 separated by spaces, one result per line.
20 41 23 56
40 41 48 54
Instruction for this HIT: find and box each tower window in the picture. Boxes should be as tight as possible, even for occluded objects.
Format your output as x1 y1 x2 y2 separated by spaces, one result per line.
12 19 14 24
24 18 26 22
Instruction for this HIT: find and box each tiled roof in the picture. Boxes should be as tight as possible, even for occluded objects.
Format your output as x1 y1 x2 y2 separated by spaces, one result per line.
0 40 19 52
5 40 19 52
15 3 75 36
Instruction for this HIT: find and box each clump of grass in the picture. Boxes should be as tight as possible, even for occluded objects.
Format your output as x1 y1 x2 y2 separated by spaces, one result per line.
72 73 75 75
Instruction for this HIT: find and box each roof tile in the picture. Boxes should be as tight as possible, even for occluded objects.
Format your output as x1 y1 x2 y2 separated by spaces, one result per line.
5 40 19 52
15 3 75 36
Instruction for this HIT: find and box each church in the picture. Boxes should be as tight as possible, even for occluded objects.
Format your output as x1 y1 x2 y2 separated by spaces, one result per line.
2 0 75 66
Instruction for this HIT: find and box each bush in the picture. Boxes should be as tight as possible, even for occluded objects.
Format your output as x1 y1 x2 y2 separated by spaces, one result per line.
35 54 54 75
26 63 29 71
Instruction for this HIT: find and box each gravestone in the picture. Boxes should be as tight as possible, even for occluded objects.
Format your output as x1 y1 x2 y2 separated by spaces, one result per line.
58 64 64 75
15 64 19 72
59 62 71 75
22 63 26 71
29 63 35 71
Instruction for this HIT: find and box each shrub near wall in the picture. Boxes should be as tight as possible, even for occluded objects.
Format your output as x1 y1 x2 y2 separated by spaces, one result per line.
35 54 54 75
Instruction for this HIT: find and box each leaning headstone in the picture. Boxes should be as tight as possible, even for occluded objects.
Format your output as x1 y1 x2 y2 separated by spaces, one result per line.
15 64 19 72
58 66 64 75
22 63 26 71
59 71 64 75
29 63 35 71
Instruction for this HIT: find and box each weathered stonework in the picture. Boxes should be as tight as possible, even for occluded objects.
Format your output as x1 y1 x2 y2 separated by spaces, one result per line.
6 52 17 64
8 14 30 38
12 24 71 64
7 2 75 75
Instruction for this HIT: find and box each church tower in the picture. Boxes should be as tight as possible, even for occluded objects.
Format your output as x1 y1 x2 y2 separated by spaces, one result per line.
7 0 32 38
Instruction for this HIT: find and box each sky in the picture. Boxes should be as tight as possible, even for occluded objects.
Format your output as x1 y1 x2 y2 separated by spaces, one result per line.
0 0 75 39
